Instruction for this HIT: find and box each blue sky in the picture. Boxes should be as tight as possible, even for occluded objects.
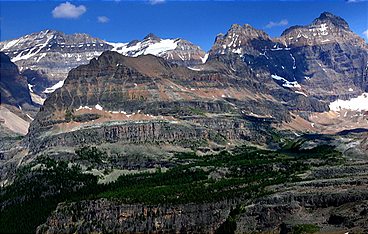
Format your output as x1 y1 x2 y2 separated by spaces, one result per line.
0 0 367 51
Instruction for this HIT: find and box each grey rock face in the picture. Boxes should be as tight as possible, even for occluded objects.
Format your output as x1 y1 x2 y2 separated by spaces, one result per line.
0 52 32 107
280 12 368 99
36 199 234 234
209 23 272 57
208 12 368 100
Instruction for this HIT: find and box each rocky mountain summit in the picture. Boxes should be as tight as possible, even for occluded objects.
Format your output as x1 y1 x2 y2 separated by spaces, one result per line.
208 12 368 100
0 30 111 100
110 33 207 67
281 12 365 47
1 11 366 104
0 30 206 100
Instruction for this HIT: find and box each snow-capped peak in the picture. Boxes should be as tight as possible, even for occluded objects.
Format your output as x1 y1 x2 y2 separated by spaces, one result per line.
108 35 179 57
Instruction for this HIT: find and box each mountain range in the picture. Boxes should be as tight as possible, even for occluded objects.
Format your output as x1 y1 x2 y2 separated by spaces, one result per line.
1 12 368 234
0 30 207 103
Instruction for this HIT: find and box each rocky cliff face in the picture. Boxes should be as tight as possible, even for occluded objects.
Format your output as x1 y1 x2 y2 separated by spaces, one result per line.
208 12 368 100
280 12 368 99
26 51 328 153
36 199 234 234
0 53 37 163
0 52 32 107
0 52 38 134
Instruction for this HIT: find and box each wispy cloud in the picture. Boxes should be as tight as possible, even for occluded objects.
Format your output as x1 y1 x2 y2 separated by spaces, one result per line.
97 16 110 23
148 0 166 5
363 29 368 39
265 19 288 28
52 2 86 19
346 0 367 3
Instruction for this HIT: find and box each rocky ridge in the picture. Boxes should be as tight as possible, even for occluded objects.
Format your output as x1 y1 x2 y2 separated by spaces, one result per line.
110 33 207 67
0 30 206 100
26 50 328 154
208 12 368 100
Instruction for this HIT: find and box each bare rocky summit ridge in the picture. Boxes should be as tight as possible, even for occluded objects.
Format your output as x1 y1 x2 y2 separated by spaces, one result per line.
0 30 206 99
208 12 368 100
0 30 111 99
281 12 362 46
111 33 207 67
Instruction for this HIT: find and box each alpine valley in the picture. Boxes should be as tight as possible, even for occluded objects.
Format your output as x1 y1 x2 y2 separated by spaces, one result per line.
1 11 368 234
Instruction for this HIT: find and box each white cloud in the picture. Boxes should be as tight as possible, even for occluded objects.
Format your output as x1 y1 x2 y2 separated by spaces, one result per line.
266 19 289 28
346 0 367 2
97 16 109 23
363 29 368 39
52 2 86 19
149 0 166 5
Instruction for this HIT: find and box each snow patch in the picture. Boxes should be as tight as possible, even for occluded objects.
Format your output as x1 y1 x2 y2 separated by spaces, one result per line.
232 48 242 54
260 51 269 59
26 114 34 121
108 38 178 57
95 104 103 111
30 92 46 105
295 91 308 97
319 23 329 36
76 106 92 111
329 93 368 111
188 67 201 71
28 84 34 93
43 80 65 94
271 74 301 88
290 53 296 69
201 53 209 63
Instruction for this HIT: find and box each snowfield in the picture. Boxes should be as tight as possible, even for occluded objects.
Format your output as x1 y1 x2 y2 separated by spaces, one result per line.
43 80 65 94
329 93 368 111
109 39 179 57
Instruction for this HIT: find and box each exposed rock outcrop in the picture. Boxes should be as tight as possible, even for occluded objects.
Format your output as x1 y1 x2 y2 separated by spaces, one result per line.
36 199 235 234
